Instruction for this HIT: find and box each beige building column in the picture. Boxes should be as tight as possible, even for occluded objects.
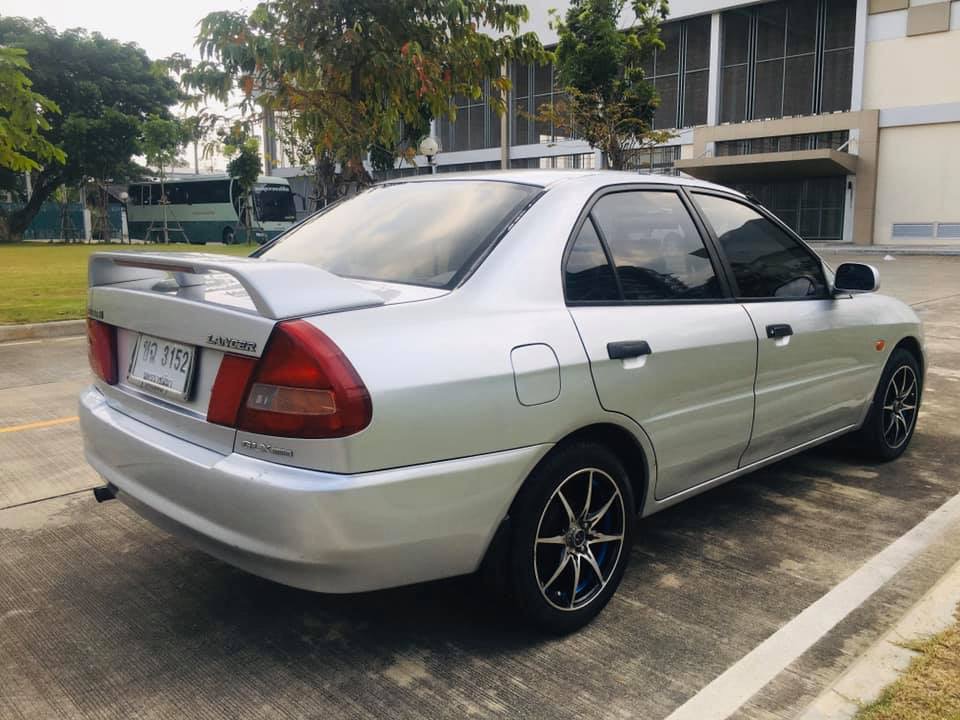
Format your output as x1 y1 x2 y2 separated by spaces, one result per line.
852 111 879 246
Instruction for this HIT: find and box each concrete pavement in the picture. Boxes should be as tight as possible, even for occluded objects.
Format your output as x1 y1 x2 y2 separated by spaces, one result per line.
1 256 960 719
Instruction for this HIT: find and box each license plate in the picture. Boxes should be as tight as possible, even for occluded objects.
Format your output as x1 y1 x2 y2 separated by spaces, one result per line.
128 333 196 400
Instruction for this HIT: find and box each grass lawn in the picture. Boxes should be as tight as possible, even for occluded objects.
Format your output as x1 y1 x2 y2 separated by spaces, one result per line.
857 613 960 720
0 242 256 325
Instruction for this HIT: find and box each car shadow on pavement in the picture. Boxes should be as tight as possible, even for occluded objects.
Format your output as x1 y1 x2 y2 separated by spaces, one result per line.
133 436 947 660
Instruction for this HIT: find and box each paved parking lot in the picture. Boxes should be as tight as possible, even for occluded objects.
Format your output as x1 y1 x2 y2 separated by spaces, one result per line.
2 255 959 719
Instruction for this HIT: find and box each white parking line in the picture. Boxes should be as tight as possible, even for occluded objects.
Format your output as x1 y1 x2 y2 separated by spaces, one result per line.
0 340 41 347
666 490 960 720
0 336 84 348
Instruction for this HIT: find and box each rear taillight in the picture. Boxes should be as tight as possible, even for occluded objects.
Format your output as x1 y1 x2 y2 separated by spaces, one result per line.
87 318 117 384
206 354 257 427
207 320 372 438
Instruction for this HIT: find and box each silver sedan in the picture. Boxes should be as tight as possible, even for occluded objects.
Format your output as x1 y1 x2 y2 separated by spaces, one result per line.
80 171 924 633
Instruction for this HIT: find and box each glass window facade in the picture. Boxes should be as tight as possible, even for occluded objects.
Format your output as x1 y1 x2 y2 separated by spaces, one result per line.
512 61 573 146
435 81 502 153
510 153 596 169
622 145 681 175
643 16 711 130
436 161 502 173
715 130 849 157
720 0 855 123
731 177 847 242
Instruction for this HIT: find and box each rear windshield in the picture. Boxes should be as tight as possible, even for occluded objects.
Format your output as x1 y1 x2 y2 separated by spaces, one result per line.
258 180 540 288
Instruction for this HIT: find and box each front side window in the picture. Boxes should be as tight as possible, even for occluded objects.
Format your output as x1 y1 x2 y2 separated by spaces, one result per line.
693 193 828 299
260 181 539 289
590 191 722 301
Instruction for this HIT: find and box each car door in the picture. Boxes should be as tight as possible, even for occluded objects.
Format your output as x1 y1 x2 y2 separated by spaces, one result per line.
689 190 881 466
566 187 758 500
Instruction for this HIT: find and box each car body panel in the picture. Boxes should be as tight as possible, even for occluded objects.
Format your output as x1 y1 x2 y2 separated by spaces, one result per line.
235 297 613 473
569 304 758 499
80 386 549 592
740 295 895 464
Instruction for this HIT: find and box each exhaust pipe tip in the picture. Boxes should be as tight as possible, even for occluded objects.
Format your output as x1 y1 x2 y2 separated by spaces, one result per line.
93 483 118 503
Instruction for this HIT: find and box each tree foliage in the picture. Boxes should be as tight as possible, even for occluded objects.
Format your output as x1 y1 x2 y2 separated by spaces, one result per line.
544 0 673 170
0 46 65 173
0 17 179 240
141 115 186 179
224 125 262 243
176 0 549 196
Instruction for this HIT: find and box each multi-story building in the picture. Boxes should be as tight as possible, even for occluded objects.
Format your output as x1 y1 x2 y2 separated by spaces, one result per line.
267 0 960 246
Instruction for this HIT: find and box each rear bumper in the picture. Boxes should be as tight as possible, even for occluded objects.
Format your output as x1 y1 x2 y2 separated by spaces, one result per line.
80 387 547 593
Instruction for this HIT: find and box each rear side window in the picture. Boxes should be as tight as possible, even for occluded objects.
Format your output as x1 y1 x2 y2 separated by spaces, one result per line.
260 181 539 289
565 218 620 302
590 191 722 301
693 193 828 299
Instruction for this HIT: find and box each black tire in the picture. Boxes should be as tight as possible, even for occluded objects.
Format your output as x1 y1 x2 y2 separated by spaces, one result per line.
503 442 635 634
222 227 235 245
855 348 921 461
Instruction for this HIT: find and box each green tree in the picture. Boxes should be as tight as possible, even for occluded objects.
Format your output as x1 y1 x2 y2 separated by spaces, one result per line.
141 115 186 242
542 0 673 170
0 17 179 241
177 0 549 197
67 109 142 242
0 47 64 173
224 125 262 244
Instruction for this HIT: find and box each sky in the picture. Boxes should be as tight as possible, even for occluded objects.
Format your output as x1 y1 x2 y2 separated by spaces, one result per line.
2 0 252 171
1 0 243 63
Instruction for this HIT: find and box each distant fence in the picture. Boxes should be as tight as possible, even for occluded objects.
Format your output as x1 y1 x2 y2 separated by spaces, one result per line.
0 202 123 240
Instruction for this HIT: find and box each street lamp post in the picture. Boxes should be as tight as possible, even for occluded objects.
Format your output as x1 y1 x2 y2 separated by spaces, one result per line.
418 136 440 174
119 191 130 244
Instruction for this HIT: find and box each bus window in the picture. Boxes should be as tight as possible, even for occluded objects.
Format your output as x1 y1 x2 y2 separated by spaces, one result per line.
253 185 297 222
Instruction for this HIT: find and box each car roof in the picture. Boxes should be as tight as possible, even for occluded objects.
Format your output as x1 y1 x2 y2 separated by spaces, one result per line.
383 169 743 197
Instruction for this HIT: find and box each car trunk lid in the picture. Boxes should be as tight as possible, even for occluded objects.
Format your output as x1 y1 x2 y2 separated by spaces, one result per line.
87 252 390 453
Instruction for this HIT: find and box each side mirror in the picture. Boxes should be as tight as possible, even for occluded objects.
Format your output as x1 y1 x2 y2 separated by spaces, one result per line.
834 262 879 294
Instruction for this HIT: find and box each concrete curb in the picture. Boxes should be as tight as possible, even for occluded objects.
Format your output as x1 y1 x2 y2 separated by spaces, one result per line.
798 558 960 720
0 319 86 343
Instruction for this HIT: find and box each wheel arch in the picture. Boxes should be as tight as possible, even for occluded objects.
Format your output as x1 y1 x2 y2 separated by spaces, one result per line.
479 421 652 591
546 423 652 515
894 335 924 380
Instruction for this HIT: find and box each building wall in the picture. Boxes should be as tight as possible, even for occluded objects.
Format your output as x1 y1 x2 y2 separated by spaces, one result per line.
267 0 960 246
865 3 960 243
864 28 960 108
873 122 960 244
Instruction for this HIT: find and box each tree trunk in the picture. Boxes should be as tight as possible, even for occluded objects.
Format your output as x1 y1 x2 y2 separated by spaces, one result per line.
1 174 61 241
160 167 169 243
99 184 112 242
0 213 17 243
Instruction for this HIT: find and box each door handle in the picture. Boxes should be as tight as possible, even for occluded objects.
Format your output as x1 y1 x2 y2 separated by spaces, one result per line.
607 340 652 360
766 324 793 339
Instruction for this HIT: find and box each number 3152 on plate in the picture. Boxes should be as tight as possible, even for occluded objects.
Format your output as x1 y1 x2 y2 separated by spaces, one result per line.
127 333 196 400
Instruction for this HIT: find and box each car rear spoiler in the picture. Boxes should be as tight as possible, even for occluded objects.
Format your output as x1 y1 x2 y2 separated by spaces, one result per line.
89 252 385 320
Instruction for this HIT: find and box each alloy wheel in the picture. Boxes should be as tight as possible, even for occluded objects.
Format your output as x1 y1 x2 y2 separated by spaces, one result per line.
882 365 918 449
533 467 626 612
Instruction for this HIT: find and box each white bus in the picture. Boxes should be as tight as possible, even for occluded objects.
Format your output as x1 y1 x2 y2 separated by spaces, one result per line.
126 174 297 244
